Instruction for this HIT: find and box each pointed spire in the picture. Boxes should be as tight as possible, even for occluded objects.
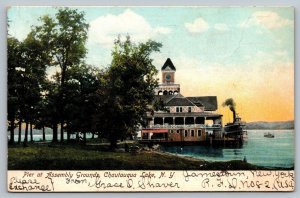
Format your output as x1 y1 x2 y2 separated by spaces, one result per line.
162 58 176 71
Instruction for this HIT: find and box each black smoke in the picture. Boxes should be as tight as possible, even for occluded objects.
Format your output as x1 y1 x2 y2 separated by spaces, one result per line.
222 98 236 122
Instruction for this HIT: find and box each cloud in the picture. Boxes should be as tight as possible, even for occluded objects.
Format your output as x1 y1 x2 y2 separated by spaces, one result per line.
88 9 171 48
214 23 229 31
253 11 293 29
239 11 293 29
185 17 209 33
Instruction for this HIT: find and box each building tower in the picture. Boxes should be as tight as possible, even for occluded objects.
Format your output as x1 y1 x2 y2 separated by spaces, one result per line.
155 58 180 95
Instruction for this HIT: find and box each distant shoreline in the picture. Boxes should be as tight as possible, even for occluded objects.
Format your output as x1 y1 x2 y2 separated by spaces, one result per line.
245 120 294 130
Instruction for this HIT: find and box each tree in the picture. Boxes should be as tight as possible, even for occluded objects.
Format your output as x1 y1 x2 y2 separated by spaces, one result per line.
8 33 48 145
32 8 89 142
21 31 50 146
34 92 51 142
99 37 161 149
7 37 22 144
65 64 103 143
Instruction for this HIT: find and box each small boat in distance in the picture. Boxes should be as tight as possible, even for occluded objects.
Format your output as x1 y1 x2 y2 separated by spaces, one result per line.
264 132 275 138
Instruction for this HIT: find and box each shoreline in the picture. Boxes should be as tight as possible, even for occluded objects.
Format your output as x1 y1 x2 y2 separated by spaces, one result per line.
8 143 293 170
150 149 293 170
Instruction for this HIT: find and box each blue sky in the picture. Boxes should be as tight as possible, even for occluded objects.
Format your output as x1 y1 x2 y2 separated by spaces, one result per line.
7 7 294 122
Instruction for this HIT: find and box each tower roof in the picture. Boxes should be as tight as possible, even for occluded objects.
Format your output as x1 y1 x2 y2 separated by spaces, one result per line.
161 58 176 71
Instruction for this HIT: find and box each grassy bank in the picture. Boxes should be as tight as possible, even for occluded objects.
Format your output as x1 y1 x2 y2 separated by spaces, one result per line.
8 143 281 170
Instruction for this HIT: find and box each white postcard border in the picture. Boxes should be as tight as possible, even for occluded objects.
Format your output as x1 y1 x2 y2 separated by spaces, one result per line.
7 170 295 192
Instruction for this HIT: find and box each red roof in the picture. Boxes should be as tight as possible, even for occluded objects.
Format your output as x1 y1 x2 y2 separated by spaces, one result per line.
142 129 168 133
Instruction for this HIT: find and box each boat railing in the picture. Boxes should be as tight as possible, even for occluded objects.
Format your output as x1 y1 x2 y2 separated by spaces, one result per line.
205 124 222 129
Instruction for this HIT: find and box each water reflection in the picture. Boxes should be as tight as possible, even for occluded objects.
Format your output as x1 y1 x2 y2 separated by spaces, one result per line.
161 130 294 168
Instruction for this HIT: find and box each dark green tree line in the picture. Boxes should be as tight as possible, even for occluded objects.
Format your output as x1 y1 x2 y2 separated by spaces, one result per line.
32 8 89 142
8 8 161 149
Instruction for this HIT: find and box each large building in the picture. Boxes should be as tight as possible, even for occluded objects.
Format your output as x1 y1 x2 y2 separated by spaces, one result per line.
141 58 223 144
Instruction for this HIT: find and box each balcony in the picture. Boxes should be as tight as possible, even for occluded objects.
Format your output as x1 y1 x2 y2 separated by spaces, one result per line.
146 124 221 129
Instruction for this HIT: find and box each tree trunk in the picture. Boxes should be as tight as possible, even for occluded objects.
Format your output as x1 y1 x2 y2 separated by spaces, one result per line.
67 122 70 142
9 116 15 145
92 133 95 139
110 139 117 151
23 118 29 147
52 123 58 142
76 132 79 142
30 122 33 142
42 126 45 141
83 132 86 144
60 121 64 143
18 117 22 144
59 66 66 143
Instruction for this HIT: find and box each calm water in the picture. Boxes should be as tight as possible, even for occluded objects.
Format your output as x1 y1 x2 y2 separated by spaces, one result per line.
8 128 95 142
161 130 294 168
9 129 294 168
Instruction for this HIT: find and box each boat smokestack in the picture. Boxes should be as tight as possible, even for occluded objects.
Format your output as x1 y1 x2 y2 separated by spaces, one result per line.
222 98 237 123
232 109 236 123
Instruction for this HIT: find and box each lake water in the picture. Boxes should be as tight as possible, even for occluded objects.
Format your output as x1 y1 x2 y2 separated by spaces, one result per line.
8 129 294 168
8 128 95 142
161 130 294 168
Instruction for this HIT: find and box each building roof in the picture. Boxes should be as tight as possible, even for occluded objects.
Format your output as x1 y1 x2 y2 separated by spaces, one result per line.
166 94 195 106
154 94 193 106
153 95 175 104
161 58 176 71
187 96 218 111
166 98 194 106
154 94 218 111
150 112 223 118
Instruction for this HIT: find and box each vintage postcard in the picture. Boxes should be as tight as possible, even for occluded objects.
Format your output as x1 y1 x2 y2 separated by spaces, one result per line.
7 6 294 192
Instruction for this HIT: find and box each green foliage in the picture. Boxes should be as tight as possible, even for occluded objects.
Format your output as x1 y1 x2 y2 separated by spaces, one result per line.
8 8 162 148
31 8 89 142
64 64 103 139
33 9 88 70
7 37 22 144
153 98 168 112
7 37 22 118
97 37 162 148
8 32 50 144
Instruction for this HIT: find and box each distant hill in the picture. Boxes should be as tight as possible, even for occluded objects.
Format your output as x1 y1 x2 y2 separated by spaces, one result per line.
245 120 294 130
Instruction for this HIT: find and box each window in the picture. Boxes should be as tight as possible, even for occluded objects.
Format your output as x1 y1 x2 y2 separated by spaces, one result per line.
176 107 183 112
177 130 180 134
184 130 188 137
170 130 173 133
191 130 195 137
188 107 192 113
198 129 201 137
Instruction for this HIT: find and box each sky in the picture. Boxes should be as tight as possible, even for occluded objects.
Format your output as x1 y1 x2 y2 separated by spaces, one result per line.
7 6 294 122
